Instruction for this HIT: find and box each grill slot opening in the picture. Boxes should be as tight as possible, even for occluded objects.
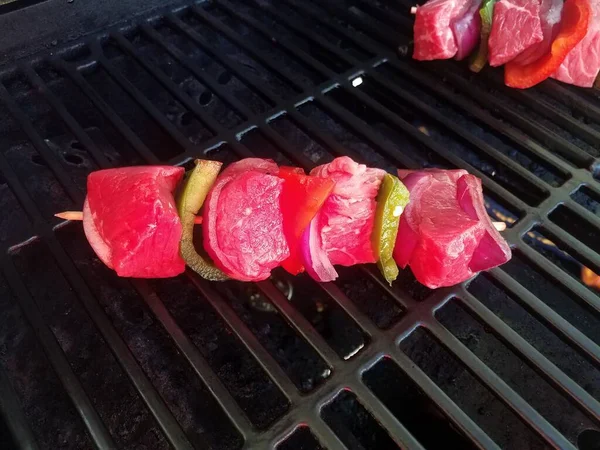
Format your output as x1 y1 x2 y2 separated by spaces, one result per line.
437 298 599 444
523 228 600 290
401 327 550 449
322 389 398 450
276 427 324 450
467 274 600 401
240 128 296 166
571 186 600 216
548 206 600 255
363 356 478 449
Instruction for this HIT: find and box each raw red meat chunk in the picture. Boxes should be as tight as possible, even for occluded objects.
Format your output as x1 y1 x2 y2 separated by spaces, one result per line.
305 157 384 281
553 0 600 87
203 158 289 281
488 0 544 66
513 0 564 65
413 0 476 60
84 166 186 278
393 169 511 288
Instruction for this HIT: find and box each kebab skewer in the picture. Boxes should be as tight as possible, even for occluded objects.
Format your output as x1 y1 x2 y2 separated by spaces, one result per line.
55 156 511 289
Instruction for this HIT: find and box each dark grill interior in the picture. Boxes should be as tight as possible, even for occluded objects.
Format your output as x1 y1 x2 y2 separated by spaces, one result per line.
0 0 598 449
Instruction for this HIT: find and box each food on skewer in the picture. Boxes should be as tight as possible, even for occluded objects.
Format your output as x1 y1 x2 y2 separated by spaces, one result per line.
488 0 544 67
203 158 289 282
512 0 563 66
83 166 186 278
372 174 411 284
470 0 497 72
505 0 591 88
301 157 386 282
552 0 600 86
178 159 228 281
413 0 482 60
411 0 599 89
279 166 335 275
393 169 511 288
56 157 511 290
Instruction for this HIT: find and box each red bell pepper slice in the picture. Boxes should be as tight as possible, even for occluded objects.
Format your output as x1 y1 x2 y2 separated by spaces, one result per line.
504 0 590 89
279 166 335 275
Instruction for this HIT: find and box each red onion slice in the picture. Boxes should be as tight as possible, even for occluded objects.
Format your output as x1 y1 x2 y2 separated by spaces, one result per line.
299 217 338 282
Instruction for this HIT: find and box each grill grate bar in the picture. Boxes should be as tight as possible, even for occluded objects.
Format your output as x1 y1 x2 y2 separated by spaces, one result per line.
349 378 427 450
542 220 600 272
215 0 340 81
483 71 600 148
541 81 600 124
132 279 257 442
0 82 84 203
490 268 600 366
0 363 40 450
248 1 547 195
433 66 596 168
43 234 197 450
22 65 113 169
518 242 600 314
459 285 600 421
91 41 198 154
164 13 287 105
256 281 342 367
427 320 578 450
140 23 255 120
0 85 196 448
187 273 301 404
284 0 579 183
190 5 305 94
389 59 577 178
317 281 380 339
52 58 161 164
208 0 419 170
387 345 503 450
1 256 117 450
110 32 228 138
0 0 598 448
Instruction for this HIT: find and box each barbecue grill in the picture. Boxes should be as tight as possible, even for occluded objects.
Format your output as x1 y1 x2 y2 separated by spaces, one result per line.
0 0 598 449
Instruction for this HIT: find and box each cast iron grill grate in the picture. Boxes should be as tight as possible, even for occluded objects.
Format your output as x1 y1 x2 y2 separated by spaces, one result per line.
0 0 598 449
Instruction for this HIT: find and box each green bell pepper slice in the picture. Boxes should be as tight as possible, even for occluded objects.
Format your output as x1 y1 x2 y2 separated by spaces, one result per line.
177 159 229 281
372 173 410 285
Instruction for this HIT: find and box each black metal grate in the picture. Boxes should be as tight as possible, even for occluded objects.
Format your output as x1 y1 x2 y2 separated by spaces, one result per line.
0 0 598 448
